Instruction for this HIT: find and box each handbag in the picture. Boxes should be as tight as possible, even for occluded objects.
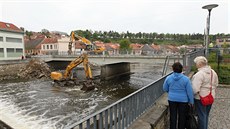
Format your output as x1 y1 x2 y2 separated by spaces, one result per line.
199 70 214 106
186 105 198 129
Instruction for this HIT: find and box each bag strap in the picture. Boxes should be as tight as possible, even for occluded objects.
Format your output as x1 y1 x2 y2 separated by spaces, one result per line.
210 70 213 93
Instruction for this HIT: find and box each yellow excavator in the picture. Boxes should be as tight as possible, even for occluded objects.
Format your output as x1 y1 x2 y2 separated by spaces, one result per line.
50 52 92 81
68 31 105 55
50 52 95 91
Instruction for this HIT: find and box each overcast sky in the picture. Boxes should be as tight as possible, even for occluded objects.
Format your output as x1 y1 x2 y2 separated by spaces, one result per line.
0 0 229 34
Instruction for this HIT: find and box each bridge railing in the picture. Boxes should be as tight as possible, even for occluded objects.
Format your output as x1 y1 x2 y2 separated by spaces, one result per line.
66 75 168 129
182 49 205 75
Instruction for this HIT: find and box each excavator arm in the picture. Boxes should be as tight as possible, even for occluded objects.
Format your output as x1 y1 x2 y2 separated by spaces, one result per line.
68 31 105 54
68 31 76 55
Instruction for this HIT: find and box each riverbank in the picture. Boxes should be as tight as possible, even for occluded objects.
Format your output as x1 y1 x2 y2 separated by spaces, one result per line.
0 63 25 81
0 59 51 82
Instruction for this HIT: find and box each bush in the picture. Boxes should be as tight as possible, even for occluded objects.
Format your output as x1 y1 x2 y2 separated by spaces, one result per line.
210 63 230 85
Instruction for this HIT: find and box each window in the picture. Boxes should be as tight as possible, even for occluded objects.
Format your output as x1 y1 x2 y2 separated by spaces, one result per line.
0 48 3 52
6 37 22 43
47 45 49 49
54 45 57 49
43 45 45 50
7 48 14 52
6 23 10 28
16 48 23 53
50 45 53 49
0 37 3 42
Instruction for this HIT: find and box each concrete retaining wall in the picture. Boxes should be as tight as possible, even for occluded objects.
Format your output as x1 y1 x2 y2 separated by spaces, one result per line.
100 62 130 80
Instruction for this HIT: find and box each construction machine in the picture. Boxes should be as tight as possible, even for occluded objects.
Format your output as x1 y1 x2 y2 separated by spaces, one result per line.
50 52 95 91
68 31 105 55
51 52 92 81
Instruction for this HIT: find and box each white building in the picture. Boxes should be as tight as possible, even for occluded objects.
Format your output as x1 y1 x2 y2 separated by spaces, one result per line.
0 21 25 60
40 37 70 55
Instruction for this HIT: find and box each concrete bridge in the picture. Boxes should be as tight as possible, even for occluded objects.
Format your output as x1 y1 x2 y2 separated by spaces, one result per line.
44 55 182 66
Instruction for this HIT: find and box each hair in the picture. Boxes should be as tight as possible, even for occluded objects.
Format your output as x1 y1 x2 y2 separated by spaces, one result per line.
172 62 183 73
194 56 208 66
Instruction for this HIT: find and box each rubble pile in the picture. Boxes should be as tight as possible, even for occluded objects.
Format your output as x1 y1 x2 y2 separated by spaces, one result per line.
0 64 25 81
18 59 51 79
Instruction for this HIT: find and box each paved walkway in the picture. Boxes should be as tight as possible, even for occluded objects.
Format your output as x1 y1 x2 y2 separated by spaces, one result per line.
209 86 230 129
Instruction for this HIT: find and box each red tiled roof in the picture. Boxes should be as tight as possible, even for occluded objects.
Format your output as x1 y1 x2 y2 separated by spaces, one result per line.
0 21 23 32
41 38 58 44
151 44 160 51
130 43 143 50
105 43 120 49
75 41 85 49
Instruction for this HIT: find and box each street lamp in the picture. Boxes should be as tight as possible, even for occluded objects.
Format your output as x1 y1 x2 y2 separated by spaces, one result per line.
202 4 218 57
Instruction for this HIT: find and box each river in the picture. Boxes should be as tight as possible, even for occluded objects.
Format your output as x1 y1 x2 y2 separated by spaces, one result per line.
0 63 166 129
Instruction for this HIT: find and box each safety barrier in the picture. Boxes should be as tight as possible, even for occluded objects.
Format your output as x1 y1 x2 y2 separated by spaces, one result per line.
66 75 167 129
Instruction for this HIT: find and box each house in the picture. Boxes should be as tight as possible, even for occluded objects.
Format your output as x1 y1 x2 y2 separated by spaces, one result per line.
216 37 230 47
151 44 162 54
40 38 58 55
0 21 24 60
74 41 85 55
161 45 179 55
141 44 155 55
25 37 44 55
130 43 143 55
104 43 120 55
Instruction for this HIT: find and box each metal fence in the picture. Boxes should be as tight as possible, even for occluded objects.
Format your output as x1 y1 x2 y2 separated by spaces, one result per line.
65 49 205 129
66 75 167 129
182 49 205 75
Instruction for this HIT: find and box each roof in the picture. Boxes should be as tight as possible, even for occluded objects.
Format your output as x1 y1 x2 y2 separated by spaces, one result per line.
75 41 85 49
25 38 44 49
142 44 154 51
104 43 120 49
163 45 179 52
41 38 58 44
151 44 161 51
130 43 143 50
0 21 23 33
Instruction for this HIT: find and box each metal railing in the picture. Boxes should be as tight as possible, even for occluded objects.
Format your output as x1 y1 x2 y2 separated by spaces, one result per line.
183 49 205 75
66 75 168 129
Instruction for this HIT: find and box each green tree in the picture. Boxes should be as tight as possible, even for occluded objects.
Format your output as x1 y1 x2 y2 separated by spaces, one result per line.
25 30 33 40
119 39 131 54
119 39 131 50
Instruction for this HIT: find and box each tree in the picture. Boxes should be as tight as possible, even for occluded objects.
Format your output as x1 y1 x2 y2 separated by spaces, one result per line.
120 39 131 49
119 39 131 54
25 30 33 40
41 29 50 38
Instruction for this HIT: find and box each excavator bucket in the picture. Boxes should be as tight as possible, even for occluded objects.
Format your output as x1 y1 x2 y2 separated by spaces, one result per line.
51 72 63 81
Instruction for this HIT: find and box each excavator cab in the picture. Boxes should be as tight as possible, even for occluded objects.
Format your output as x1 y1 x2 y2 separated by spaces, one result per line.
50 71 63 81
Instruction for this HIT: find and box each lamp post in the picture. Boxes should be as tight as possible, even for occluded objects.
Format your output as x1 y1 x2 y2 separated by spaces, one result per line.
202 4 218 57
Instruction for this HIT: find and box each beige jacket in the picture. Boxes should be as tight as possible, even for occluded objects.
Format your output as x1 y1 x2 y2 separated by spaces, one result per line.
191 65 219 99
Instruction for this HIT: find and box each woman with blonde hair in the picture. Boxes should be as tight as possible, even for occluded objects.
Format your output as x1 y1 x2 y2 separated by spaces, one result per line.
192 56 219 129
